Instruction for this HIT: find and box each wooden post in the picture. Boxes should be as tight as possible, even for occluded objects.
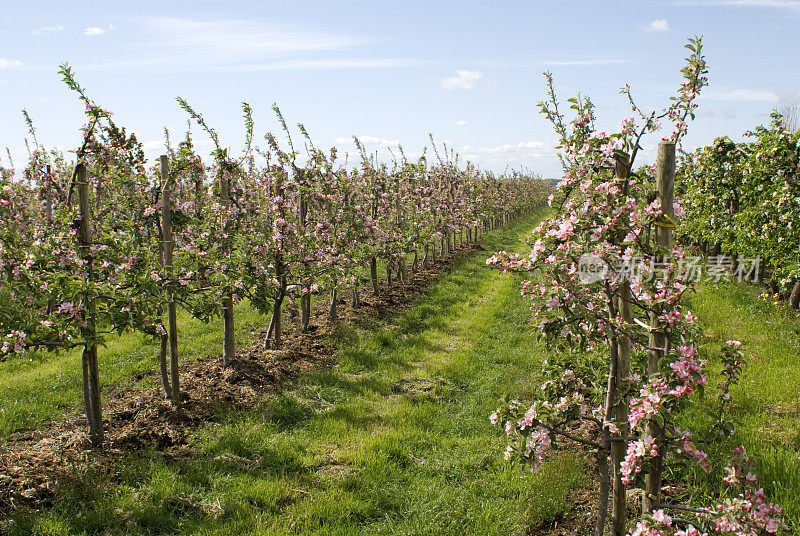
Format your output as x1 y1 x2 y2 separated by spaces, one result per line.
328 288 338 323
45 164 52 223
612 155 632 536
598 302 618 536
194 167 203 219
268 170 287 350
301 293 312 331
76 163 103 448
45 164 55 316
370 257 379 295
370 197 380 295
643 142 676 513
789 281 800 309
398 254 407 282
219 165 235 367
160 156 180 404
299 187 312 331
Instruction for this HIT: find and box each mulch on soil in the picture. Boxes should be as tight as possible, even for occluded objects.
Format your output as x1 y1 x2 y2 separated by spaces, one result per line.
0 243 483 517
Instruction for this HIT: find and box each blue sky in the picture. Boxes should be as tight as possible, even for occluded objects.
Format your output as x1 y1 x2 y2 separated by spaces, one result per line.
1 0 798 178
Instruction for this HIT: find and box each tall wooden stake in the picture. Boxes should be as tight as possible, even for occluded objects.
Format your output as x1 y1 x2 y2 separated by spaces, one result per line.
45 164 52 223
612 154 632 536
160 156 180 404
76 163 103 448
219 165 235 367
299 188 312 332
643 142 676 512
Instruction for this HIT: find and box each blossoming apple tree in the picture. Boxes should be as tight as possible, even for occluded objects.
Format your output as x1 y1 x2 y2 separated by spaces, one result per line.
1 63 552 448
488 37 786 536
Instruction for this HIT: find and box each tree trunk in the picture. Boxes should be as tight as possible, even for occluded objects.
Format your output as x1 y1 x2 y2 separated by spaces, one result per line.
222 295 235 366
613 284 632 535
603 318 621 535
160 156 180 404
595 447 611 536
167 300 180 404
81 344 102 448
301 293 311 332
219 164 235 368
398 256 407 283
370 257 379 295
194 168 203 218
266 294 284 350
790 280 800 308
76 163 103 448
328 288 338 323
158 333 172 400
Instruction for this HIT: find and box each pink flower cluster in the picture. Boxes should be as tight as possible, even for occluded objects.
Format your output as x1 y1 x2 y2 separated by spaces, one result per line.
621 435 658 485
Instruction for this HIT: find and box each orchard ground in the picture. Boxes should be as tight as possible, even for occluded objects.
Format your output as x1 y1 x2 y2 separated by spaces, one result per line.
1 210 798 534
2 212 587 536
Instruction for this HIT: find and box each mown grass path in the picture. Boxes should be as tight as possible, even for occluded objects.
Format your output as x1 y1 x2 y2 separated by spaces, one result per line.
0 302 267 441
8 212 585 536
686 282 800 528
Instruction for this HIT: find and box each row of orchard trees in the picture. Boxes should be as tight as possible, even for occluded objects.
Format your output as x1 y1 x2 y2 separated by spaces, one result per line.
0 64 552 447
489 38 787 536
678 114 800 305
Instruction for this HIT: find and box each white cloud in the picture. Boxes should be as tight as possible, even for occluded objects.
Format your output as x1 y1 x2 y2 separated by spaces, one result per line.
465 140 551 155
85 26 107 36
453 120 467 126
142 140 166 153
777 89 800 103
335 135 399 148
695 106 739 118
701 88 780 102
80 18 394 71
645 19 670 31
148 17 363 59
32 24 64 35
459 140 557 171
231 58 424 71
538 59 631 66
676 0 800 7
441 70 483 90
0 58 22 69
723 108 739 119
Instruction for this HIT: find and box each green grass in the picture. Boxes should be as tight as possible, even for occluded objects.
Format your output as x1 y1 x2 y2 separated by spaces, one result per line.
5 212 586 536
0 248 447 441
684 281 800 528
0 302 268 440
